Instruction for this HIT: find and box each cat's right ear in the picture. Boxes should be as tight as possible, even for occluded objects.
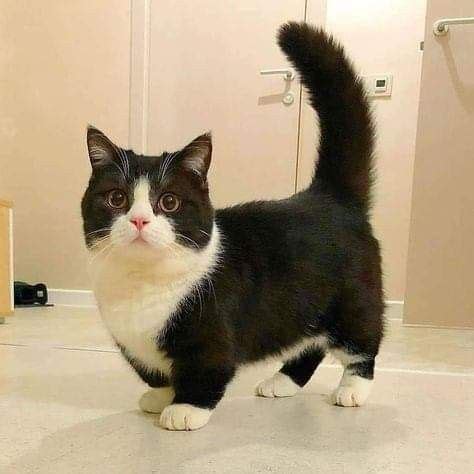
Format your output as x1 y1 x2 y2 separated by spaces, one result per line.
86 126 117 169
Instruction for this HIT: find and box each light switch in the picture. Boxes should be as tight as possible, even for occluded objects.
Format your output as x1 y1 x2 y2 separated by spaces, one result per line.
363 74 393 98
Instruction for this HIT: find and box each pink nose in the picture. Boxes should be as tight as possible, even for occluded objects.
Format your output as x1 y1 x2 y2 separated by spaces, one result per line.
130 217 149 231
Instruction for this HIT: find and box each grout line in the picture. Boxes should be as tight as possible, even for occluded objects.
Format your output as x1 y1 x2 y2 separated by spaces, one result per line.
0 342 119 354
319 363 474 378
52 345 120 354
0 342 29 347
402 323 474 331
2 343 473 378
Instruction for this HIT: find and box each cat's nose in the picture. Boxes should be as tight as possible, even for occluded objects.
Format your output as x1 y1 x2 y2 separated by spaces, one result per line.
130 217 150 231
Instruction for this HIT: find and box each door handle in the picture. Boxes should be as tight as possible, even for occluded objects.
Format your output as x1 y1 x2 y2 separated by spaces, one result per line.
259 68 295 105
260 68 295 81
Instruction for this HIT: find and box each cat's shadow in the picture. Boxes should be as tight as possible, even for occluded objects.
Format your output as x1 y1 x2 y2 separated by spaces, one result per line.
6 394 406 473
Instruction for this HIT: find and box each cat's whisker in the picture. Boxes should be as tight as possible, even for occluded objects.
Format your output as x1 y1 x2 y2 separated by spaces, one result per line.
88 241 114 263
88 234 112 249
87 230 128 264
175 233 200 249
116 147 130 178
100 133 129 180
204 276 217 309
160 150 181 183
108 159 127 183
86 227 112 237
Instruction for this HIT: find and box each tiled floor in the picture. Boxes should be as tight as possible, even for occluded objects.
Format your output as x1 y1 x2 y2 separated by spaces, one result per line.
1 306 473 473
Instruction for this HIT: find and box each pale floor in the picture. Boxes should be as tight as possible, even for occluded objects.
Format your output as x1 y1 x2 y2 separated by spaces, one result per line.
0 307 473 473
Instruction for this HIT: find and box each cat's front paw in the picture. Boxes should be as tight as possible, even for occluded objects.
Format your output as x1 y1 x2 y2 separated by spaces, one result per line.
139 387 174 414
159 403 212 431
255 372 299 398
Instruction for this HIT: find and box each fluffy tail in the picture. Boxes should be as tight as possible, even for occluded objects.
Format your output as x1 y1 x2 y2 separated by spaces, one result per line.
278 22 375 210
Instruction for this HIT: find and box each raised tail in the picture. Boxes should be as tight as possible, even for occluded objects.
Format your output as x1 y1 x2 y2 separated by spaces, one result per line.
278 22 375 210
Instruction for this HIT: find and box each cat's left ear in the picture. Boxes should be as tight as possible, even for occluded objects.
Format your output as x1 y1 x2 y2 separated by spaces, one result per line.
178 133 212 180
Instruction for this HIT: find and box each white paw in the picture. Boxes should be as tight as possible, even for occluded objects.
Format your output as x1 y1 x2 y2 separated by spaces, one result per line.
139 387 174 414
255 372 299 398
159 404 212 431
332 375 372 407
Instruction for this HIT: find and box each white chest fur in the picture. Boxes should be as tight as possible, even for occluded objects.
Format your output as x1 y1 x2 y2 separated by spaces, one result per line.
96 274 187 375
89 226 220 376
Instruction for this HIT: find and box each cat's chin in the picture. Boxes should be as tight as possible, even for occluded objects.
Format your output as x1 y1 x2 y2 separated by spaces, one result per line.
132 235 149 245
119 240 172 261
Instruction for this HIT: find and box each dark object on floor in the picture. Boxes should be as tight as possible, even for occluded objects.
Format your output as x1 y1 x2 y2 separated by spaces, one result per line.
14 281 49 306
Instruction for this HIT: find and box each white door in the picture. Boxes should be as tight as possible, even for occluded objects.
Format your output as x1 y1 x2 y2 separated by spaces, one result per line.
143 1 308 206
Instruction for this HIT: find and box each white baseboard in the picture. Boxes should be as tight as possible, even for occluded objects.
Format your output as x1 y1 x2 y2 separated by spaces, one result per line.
48 288 405 320
48 289 97 308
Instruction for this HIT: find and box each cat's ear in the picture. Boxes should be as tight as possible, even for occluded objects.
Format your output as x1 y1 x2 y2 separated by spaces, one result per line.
86 126 118 169
178 132 212 180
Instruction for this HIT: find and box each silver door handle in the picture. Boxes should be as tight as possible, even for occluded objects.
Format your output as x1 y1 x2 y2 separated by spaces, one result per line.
260 68 295 81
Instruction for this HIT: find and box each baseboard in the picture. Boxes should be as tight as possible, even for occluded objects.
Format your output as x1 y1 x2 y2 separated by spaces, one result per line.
385 300 404 321
402 322 474 331
48 288 405 319
48 289 97 308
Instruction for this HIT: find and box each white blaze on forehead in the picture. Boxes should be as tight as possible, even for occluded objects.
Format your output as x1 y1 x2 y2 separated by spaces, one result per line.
129 177 153 220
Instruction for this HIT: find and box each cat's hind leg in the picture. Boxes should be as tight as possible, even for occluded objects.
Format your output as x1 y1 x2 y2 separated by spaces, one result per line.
255 347 326 398
331 351 375 407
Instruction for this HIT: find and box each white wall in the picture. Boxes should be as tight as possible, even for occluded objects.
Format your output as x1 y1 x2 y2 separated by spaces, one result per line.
301 0 427 301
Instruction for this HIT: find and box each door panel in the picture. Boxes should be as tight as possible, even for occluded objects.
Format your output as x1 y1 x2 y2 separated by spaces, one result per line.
147 1 306 207
405 0 474 328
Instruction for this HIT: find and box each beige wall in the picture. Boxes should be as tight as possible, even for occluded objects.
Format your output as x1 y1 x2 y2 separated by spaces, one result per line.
405 0 474 328
301 0 427 301
0 1 131 289
1 1 428 300
146 0 306 207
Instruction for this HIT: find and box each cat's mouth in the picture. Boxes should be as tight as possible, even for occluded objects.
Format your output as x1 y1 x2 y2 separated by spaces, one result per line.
132 234 149 245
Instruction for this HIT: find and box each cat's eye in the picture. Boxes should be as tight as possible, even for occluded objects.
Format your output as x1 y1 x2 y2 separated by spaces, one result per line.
107 190 128 209
159 193 180 213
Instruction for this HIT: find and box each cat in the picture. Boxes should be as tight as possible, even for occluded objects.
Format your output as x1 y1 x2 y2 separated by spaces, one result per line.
81 22 384 431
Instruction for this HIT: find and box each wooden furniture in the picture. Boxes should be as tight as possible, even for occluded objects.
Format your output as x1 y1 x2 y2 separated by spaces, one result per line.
0 199 13 319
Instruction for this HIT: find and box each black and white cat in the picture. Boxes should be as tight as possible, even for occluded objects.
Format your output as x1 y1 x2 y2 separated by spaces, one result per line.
81 23 384 431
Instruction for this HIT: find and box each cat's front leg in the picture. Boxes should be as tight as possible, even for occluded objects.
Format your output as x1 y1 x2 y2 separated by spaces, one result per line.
159 363 235 431
121 350 174 414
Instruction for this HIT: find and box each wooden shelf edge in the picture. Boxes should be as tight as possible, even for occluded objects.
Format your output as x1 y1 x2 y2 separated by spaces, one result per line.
0 199 13 208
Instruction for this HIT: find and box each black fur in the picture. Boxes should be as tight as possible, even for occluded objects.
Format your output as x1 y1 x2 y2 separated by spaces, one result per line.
81 23 384 412
279 22 375 211
82 130 214 250
280 348 326 387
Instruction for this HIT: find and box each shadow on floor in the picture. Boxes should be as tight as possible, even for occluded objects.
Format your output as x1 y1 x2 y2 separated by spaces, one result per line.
5 395 405 473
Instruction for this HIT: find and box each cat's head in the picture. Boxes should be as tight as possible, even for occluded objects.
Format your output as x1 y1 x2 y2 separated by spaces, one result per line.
81 127 215 263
